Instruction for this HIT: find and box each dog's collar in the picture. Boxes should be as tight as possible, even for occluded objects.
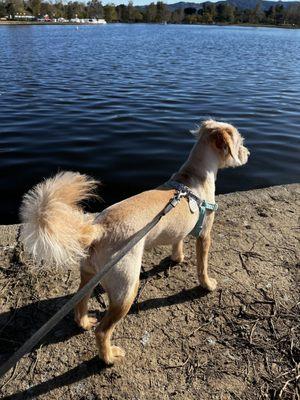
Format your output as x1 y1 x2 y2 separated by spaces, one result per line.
163 180 218 237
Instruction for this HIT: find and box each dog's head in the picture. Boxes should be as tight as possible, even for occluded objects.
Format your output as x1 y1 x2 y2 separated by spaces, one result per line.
192 119 250 169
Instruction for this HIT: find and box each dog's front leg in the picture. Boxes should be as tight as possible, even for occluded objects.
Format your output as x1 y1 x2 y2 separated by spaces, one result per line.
171 240 184 263
196 235 217 291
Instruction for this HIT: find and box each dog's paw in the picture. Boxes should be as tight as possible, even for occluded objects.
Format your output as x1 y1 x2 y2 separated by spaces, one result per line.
101 346 126 365
76 315 98 331
170 254 185 263
200 278 218 292
111 345 126 359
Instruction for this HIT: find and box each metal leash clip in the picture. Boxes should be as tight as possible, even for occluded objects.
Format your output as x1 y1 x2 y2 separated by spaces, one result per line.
169 189 187 208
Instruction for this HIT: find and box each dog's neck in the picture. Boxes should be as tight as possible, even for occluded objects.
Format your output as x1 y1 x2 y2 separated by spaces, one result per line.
171 140 219 202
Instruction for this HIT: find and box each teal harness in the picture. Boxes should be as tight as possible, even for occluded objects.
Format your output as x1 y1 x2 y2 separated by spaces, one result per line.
163 180 218 237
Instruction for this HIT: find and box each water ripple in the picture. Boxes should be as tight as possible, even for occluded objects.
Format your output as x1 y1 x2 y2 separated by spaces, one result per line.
0 24 299 223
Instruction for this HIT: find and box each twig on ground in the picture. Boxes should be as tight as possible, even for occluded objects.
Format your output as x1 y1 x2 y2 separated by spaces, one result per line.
269 318 277 339
0 363 18 390
164 355 190 369
275 368 296 380
238 252 251 276
29 344 43 379
279 374 300 398
187 322 210 337
134 280 148 305
65 270 71 285
218 289 223 307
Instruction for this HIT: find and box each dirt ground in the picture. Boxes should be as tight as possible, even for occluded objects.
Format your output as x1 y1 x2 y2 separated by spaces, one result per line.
0 184 299 400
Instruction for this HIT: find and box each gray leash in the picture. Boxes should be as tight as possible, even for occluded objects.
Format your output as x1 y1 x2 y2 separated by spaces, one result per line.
0 189 186 379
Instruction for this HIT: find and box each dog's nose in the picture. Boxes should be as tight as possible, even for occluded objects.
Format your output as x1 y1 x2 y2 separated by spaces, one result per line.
242 146 250 157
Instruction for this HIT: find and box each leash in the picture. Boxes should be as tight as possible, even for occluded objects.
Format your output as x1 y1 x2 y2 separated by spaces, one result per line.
0 188 187 379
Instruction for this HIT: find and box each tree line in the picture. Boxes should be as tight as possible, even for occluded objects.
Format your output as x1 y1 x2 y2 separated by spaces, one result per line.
1 0 300 26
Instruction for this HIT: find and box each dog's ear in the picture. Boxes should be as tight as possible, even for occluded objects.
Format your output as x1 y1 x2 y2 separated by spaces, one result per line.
210 127 240 164
191 119 219 138
202 119 218 130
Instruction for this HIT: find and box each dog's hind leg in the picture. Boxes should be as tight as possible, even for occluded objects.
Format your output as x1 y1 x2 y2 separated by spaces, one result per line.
74 260 98 331
95 285 138 365
171 240 184 263
95 246 142 365
196 234 217 291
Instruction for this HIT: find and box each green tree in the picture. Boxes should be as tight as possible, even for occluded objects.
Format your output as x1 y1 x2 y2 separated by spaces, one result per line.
170 8 183 23
87 0 103 18
249 2 264 24
234 6 244 23
145 2 156 22
201 2 216 23
116 3 126 21
155 1 168 22
127 0 134 22
28 0 41 16
6 0 24 17
265 5 276 24
274 4 284 24
65 1 86 19
104 3 117 22
184 13 199 24
216 3 235 23
52 0 65 18
184 7 196 16
0 0 6 17
133 7 143 22
286 4 300 25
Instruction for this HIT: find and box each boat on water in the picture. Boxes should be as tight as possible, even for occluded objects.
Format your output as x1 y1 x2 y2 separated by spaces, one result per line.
70 18 107 24
91 19 107 24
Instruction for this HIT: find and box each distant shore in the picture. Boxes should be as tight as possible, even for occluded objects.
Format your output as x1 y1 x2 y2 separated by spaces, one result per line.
0 20 101 26
0 20 298 29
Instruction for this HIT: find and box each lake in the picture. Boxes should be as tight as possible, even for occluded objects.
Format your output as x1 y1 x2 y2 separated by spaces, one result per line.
0 24 299 224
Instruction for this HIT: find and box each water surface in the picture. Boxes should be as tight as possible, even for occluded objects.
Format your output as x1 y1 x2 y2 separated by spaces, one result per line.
0 24 299 223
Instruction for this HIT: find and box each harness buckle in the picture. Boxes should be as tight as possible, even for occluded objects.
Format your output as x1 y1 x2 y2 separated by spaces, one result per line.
169 189 187 208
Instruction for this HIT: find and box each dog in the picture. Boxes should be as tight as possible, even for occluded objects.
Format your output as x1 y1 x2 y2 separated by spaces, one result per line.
20 119 249 365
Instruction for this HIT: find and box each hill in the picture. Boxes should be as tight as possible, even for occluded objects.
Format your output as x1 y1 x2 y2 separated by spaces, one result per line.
166 0 300 12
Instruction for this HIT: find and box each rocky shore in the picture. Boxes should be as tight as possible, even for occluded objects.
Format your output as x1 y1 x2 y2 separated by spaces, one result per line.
0 184 299 399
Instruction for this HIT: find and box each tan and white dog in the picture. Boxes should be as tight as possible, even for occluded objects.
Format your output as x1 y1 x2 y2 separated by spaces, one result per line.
20 119 249 365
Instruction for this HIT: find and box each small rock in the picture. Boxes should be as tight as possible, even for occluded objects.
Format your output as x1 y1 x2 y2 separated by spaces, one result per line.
257 208 268 217
141 331 150 346
206 337 216 346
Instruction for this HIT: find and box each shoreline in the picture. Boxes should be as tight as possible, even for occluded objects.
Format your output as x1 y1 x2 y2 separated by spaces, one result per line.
0 20 299 29
0 21 103 26
1 182 298 237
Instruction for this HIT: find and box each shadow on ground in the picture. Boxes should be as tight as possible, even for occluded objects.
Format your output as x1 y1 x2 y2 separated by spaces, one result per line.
0 256 209 399
1 356 106 400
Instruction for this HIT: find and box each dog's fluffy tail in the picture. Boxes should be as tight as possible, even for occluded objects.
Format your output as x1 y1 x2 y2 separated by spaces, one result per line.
20 171 102 266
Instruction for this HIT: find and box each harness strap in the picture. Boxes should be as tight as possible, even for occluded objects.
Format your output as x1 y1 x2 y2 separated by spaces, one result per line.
163 180 218 237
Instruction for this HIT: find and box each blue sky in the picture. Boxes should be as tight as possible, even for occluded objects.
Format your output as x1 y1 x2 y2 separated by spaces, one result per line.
103 0 291 7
